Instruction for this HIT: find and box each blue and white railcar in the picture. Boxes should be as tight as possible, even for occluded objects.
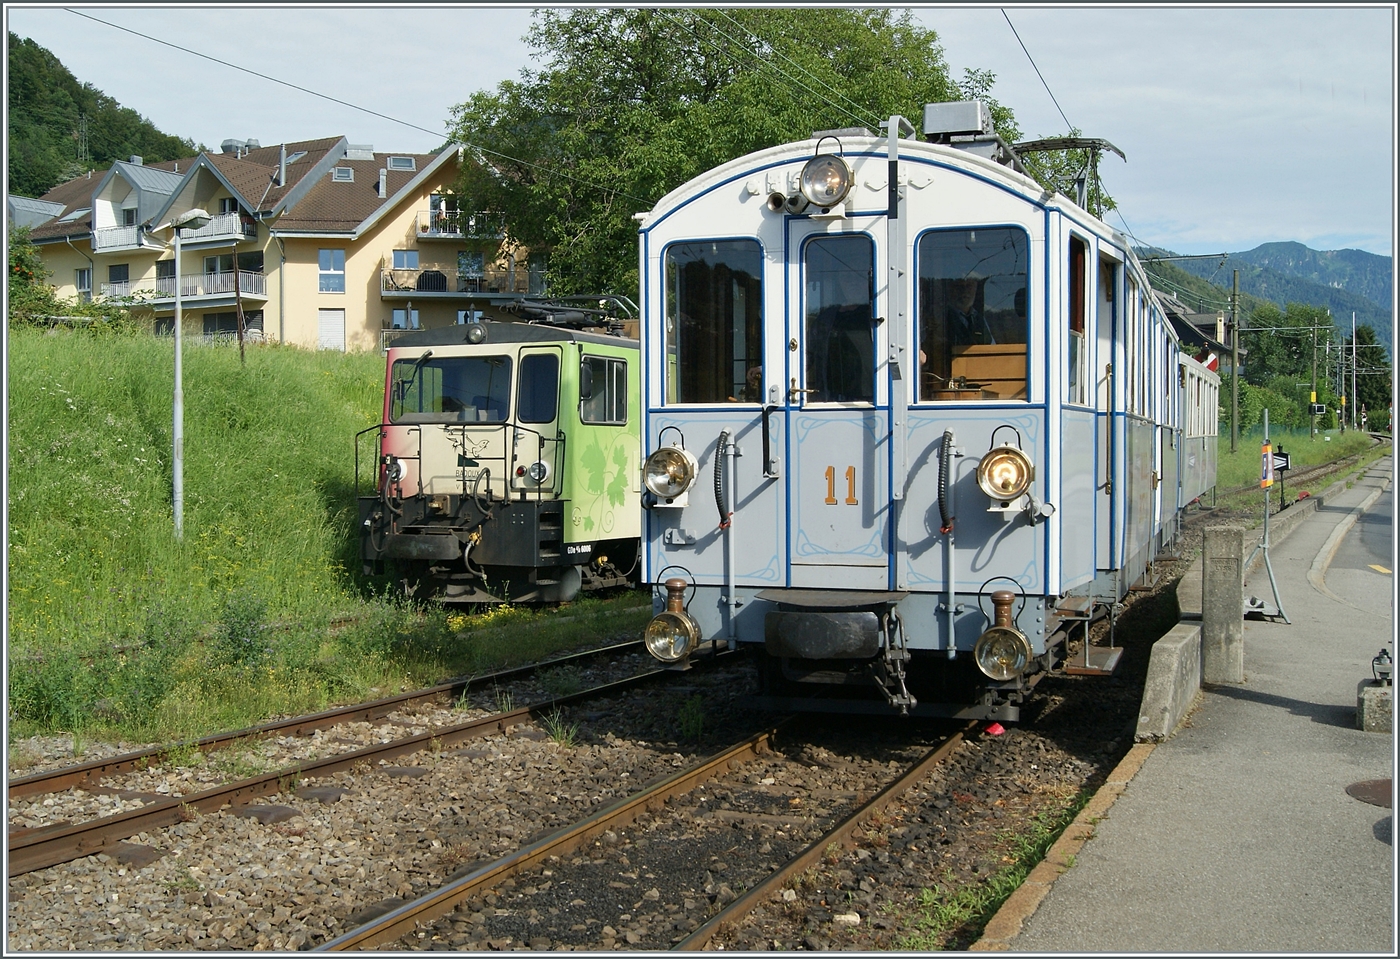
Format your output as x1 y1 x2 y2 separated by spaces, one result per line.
634 102 1218 719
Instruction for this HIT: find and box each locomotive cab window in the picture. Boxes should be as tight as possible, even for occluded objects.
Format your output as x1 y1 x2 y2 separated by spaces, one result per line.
517 353 560 424
664 240 763 404
917 227 1029 401
803 234 874 404
580 355 628 424
1067 235 1088 406
391 354 512 424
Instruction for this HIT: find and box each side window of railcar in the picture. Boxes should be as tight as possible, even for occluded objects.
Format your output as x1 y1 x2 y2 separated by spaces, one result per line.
917 228 1029 401
664 240 763 404
580 355 627 425
390 355 512 423
517 353 560 424
803 234 874 403
1067 236 1088 406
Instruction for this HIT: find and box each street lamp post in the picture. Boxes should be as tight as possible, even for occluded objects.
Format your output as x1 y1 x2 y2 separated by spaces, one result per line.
154 208 212 538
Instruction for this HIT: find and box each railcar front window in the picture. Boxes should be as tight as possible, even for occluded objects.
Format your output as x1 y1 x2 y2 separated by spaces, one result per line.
803 234 874 403
664 240 763 404
390 355 512 424
917 228 1029 401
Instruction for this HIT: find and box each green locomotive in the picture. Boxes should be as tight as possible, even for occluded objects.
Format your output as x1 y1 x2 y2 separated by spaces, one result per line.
357 307 641 603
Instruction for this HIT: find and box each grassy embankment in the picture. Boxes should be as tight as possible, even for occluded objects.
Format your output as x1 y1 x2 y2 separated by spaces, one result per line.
1212 427 1385 512
6 327 647 746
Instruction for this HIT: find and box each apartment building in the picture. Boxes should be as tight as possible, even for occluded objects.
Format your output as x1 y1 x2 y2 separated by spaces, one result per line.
16 137 542 351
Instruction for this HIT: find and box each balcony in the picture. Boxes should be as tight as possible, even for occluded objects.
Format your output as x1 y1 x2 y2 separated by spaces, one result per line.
381 266 537 297
415 211 506 241
177 212 258 245
148 270 268 302
93 225 162 253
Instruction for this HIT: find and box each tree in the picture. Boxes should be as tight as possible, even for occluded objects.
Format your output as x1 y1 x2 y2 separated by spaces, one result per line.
446 8 1015 296
7 225 148 333
1240 302 1332 387
1344 323 1392 430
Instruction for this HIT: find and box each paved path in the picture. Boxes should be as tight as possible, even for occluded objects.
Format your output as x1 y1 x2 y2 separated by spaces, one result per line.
1007 459 1394 953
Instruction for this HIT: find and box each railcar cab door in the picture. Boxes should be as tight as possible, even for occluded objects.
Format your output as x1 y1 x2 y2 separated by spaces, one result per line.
785 225 888 589
511 347 563 497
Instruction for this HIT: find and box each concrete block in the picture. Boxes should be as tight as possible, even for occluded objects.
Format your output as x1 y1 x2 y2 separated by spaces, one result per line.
1136 623 1203 742
1202 526 1245 684
1357 680 1392 733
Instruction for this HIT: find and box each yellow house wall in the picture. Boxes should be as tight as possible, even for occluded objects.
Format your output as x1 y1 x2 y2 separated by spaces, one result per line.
34 241 94 300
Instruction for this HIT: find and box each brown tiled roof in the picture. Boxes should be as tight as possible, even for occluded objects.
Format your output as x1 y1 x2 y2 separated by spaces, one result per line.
273 151 451 234
204 136 343 212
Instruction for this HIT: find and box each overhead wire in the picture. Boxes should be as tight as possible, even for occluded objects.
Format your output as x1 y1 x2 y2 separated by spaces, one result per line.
65 7 653 205
1002 10 1072 132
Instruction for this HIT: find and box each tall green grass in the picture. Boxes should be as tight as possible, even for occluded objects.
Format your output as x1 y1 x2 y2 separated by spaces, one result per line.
1215 427 1376 492
6 328 647 743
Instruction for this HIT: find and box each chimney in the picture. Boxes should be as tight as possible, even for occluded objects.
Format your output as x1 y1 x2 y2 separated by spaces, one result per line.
378 168 387 199
129 155 143 165
278 145 287 187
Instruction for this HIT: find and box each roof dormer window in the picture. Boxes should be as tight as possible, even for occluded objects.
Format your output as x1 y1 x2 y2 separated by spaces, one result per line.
387 156 416 171
331 167 354 182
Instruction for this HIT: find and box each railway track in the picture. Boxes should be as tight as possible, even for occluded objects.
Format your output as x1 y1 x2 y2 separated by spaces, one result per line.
7 638 729 878
317 720 975 951
1211 431 1389 501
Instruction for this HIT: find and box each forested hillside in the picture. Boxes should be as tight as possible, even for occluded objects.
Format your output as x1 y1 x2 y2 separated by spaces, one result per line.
7 32 197 198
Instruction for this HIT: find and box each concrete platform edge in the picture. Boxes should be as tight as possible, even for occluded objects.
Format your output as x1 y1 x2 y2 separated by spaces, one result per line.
970 744 1155 951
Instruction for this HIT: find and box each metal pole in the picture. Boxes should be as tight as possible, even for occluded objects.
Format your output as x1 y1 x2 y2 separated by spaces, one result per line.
1310 320 1317 438
1351 312 1357 431
1230 270 1239 453
173 227 184 540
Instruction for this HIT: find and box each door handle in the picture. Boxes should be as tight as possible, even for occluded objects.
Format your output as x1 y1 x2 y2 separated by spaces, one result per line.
788 377 816 401
761 405 781 478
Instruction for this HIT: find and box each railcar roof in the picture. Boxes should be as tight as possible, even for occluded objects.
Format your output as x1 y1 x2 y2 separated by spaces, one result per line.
388 322 637 350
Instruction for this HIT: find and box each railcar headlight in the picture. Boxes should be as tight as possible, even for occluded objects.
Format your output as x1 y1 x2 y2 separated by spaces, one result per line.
465 322 487 344
973 626 1031 681
799 155 852 208
977 445 1034 502
644 578 701 663
974 588 1031 681
643 445 698 501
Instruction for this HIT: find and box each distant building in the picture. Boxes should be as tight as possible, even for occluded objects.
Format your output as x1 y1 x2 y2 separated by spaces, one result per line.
12 138 540 351
1155 290 1243 374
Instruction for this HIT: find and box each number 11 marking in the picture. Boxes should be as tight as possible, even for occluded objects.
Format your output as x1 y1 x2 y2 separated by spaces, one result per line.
824 466 858 505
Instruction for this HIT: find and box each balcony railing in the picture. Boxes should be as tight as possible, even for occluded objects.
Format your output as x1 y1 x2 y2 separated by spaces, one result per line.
151 271 267 299
415 211 506 240
100 280 135 298
381 266 536 295
179 212 257 241
93 225 144 252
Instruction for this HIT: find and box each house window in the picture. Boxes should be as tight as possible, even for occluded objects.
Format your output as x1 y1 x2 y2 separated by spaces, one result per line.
387 156 416 171
108 263 129 284
319 249 345 292
392 250 419 270
122 208 137 226
202 311 264 335
579 355 628 425
331 167 354 182
317 308 346 350
218 197 240 215
391 308 420 330
204 253 235 276
457 310 483 325
527 252 548 294
75 268 91 302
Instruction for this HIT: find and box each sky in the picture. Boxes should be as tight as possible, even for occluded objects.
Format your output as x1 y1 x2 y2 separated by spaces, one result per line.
5 4 1395 259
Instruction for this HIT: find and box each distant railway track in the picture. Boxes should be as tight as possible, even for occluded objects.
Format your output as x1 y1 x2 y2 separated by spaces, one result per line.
1208 431 1388 502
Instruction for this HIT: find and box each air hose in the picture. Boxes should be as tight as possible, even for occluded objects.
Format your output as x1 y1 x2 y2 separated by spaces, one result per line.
714 430 732 530
938 429 955 534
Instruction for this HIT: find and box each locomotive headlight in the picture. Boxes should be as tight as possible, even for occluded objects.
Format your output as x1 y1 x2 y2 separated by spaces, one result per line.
799 155 852 209
643 445 698 501
515 460 550 484
644 578 701 663
465 322 487 344
973 626 1032 681
976 445 1034 502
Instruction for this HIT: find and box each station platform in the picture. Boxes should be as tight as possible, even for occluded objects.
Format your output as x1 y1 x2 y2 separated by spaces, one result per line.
975 456 1395 953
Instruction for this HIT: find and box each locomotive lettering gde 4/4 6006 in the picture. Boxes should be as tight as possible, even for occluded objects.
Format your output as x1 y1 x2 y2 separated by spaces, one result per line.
634 102 1219 719
357 304 642 604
